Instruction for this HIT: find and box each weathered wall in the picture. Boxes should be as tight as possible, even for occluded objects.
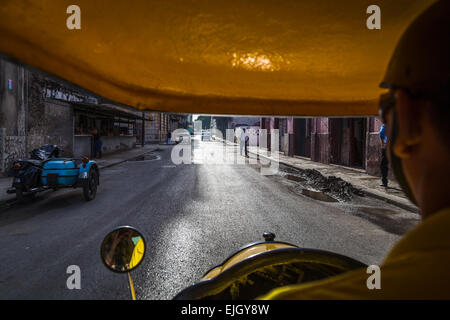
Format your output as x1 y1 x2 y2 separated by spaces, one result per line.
3 136 26 169
101 136 136 154
74 135 92 158
282 134 289 155
0 59 28 172
311 118 330 164
259 115 394 178
27 72 73 156
0 59 19 135
366 132 381 176
340 126 351 166
0 59 75 174
145 112 170 143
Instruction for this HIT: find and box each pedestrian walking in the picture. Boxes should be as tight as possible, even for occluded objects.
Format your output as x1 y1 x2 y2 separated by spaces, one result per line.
379 123 388 187
168 131 172 144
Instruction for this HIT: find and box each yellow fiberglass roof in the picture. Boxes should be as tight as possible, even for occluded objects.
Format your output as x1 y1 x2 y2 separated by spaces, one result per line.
0 0 435 116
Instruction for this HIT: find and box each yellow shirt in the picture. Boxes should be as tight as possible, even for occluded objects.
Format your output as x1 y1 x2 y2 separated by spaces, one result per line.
259 208 450 299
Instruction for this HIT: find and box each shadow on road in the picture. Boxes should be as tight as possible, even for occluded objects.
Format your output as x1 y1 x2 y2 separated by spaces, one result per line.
0 189 85 227
353 207 419 235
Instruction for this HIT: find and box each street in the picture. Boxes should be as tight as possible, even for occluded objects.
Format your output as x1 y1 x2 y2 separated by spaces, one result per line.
0 137 419 299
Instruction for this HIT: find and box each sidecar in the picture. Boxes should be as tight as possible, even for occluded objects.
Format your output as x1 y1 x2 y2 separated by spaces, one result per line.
8 154 100 202
41 156 100 201
8 144 100 202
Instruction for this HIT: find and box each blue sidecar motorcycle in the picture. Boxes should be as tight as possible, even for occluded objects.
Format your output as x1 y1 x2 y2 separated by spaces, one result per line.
7 145 100 202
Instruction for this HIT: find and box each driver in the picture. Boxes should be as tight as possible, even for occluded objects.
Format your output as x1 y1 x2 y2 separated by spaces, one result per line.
260 0 450 299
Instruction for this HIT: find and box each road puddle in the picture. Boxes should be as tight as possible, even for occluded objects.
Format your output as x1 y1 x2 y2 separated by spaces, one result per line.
130 153 161 161
301 189 339 202
353 206 419 235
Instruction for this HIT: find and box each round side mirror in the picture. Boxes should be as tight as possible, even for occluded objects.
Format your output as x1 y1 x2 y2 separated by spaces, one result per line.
100 226 146 273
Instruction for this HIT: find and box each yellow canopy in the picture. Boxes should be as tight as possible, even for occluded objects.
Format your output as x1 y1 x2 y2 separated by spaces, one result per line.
0 0 434 116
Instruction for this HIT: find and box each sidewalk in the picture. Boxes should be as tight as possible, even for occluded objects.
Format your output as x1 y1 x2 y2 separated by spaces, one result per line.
247 145 419 213
93 144 158 169
0 144 159 204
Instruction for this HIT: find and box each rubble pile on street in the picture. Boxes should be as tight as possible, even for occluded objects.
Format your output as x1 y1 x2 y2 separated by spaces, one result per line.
314 174 365 201
282 166 365 202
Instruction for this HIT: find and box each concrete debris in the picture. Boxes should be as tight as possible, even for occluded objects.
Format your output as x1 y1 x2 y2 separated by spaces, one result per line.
283 167 365 202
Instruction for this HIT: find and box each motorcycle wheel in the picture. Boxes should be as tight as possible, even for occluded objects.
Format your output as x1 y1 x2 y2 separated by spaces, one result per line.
83 170 98 201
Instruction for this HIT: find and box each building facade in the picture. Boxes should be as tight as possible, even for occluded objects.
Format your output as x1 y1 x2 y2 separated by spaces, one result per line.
0 57 189 174
0 58 77 173
260 116 385 177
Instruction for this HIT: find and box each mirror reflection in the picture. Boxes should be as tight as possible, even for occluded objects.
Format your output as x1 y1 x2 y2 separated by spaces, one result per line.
101 226 146 273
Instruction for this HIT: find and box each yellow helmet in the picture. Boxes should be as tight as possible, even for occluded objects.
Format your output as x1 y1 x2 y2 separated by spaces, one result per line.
380 0 450 98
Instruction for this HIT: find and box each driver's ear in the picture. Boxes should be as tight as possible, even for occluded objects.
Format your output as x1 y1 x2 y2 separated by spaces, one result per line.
393 89 424 158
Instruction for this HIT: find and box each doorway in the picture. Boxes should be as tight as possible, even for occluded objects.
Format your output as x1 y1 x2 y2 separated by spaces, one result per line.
293 118 311 157
329 118 366 169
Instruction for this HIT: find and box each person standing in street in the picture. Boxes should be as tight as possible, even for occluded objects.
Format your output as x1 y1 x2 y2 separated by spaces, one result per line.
92 127 103 159
244 129 250 157
379 123 388 187
240 128 246 156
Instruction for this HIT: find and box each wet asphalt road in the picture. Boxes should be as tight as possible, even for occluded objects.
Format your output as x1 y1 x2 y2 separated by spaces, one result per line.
0 138 419 299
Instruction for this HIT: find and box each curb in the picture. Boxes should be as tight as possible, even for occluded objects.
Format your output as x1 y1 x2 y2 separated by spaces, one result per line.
97 148 159 170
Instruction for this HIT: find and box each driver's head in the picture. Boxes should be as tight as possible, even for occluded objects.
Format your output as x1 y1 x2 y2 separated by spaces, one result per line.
379 0 450 218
